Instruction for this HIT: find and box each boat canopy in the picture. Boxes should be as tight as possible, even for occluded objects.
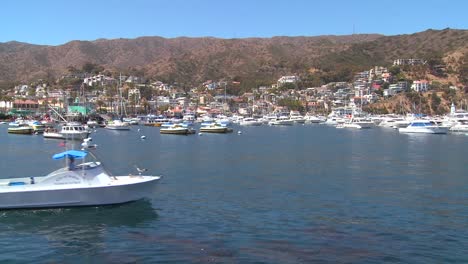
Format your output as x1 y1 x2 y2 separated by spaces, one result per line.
52 150 88 160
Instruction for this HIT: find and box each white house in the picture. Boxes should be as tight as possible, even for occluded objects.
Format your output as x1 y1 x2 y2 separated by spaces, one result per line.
411 80 430 92
128 88 141 100
277 76 300 86
14 85 30 96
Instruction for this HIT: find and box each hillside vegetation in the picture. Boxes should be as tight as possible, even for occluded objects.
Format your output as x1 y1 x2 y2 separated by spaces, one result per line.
0 29 466 91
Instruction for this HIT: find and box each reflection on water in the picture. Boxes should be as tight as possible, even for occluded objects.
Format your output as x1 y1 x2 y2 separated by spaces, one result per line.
0 200 158 262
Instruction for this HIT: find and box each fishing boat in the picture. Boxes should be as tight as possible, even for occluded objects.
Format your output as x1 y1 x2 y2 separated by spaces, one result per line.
43 128 66 139
44 122 90 140
7 124 33 134
0 150 161 209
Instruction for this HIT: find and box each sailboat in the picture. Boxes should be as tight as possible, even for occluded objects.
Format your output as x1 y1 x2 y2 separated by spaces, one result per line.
106 74 131 130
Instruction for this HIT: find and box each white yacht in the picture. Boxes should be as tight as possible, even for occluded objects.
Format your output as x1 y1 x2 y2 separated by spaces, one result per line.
325 117 346 125
449 120 468 132
305 114 326 124
0 150 161 209
399 120 449 134
379 116 409 128
443 104 468 132
289 111 306 124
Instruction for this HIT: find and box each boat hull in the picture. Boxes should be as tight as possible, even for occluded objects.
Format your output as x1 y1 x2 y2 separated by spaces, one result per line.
106 126 131 130
44 132 90 140
0 176 160 209
7 127 33 134
399 127 449 134
160 128 189 135
199 127 229 133
269 120 294 126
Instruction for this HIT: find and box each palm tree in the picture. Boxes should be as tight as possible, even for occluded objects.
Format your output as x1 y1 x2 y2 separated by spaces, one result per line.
96 100 105 113
140 97 149 114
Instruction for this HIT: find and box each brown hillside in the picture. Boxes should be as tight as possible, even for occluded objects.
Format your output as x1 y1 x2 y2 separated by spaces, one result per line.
0 29 466 87
0 34 382 83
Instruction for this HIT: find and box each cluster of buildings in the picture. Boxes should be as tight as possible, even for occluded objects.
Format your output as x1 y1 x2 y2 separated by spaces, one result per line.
0 59 443 117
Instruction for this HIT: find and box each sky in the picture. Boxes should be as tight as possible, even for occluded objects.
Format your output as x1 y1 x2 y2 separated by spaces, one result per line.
1 0 467 46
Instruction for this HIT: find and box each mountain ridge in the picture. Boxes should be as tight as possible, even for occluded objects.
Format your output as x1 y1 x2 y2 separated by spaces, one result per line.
0 29 466 86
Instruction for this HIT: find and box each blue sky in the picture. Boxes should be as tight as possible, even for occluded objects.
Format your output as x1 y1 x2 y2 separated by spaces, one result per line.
1 0 467 45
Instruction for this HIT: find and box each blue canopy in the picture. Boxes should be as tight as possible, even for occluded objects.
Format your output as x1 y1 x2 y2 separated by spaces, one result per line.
52 150 88 160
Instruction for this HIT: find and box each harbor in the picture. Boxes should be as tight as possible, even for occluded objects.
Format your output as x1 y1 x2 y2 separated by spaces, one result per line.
0 1 467 261
0 123 467 262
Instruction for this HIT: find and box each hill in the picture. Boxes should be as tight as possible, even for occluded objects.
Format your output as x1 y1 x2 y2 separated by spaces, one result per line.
0 29 467 88
0 34 380 84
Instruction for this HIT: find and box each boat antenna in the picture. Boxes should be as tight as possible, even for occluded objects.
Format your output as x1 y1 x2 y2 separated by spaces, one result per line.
48 104 67 122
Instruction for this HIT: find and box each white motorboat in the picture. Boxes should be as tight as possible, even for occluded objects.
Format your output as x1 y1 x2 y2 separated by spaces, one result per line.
44 123 90 140
269 116 294 126
289 111 306 124
239 117 263 126
399 120 449 134
341 118 374 129
449 121 468 132
106 120 131 130
324 117 345 125
305 114 326 124
0 150 161 209
86 120 99 128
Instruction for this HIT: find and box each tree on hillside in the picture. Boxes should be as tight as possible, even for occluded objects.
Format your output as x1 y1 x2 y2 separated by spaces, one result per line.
279 82 297 91
277 98 304 112
459 53 468 86
82 63 104 74
389 66 401 76
67 66 80 74
430 92 441 111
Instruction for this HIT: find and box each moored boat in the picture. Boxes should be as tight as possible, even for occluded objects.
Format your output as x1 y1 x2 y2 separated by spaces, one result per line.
239 117 263 126
160 124 192 135
269 116 294 126
200 123 232 133
61 122 91 140
399 120 449 134
341 118 374 129
7 124 33 134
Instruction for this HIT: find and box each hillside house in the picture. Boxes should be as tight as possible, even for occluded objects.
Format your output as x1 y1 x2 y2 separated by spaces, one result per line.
411 80 430 92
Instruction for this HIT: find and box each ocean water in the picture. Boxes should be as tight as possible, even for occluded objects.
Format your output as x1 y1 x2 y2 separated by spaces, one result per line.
0 124 467 263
